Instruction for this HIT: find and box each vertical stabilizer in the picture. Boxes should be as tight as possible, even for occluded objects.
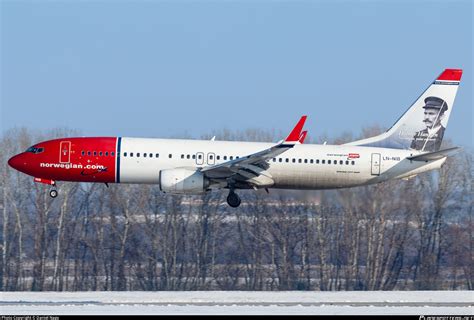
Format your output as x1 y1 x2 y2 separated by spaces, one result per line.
345 69 462 152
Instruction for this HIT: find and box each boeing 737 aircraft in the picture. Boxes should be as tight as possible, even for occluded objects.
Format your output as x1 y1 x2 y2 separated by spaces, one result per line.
8 69 463 207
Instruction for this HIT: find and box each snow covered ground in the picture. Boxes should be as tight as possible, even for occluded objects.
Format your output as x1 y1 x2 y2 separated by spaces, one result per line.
1 291 472 315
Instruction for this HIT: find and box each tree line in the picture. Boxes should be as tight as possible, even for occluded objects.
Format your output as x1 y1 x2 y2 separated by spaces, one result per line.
0 127 472 291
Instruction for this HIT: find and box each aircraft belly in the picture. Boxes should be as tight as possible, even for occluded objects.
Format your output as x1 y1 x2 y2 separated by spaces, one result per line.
270 167 360 189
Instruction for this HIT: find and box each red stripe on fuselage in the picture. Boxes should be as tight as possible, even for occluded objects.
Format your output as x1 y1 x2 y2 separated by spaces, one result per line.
21 137 117 183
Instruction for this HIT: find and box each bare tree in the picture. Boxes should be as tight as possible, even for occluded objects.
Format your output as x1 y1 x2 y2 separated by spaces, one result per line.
1 127 472 292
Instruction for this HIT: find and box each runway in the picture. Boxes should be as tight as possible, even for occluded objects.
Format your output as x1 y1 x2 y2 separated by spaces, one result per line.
2 291 472 315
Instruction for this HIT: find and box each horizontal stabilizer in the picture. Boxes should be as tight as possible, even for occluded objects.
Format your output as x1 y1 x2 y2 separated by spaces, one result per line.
407 147 461 161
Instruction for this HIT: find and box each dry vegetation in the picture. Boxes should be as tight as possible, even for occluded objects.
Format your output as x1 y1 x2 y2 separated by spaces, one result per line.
1 128 472 291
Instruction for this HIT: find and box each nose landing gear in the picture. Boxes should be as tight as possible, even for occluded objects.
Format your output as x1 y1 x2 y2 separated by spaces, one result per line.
49 189 58 198
226 190 241 208
34 178 58 198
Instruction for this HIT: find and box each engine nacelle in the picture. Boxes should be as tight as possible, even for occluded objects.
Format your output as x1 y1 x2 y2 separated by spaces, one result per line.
159 168 209 194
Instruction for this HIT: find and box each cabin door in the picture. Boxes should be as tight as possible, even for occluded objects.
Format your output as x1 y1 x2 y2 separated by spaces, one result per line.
371 153 381 175
59 141 71 163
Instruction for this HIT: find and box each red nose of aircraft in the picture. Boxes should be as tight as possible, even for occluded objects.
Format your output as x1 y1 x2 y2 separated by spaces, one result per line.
8 154 27 172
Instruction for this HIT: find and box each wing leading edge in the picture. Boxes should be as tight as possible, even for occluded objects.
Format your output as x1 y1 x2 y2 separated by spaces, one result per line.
201 116 308 187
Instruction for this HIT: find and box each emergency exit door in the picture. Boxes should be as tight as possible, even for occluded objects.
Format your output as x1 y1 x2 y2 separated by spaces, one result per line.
207 152 215 165
195 152 204 165
60 141 71 163
371 153 381 175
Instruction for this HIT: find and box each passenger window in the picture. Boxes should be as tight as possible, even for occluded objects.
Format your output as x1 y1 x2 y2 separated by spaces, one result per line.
81 151 85 156
105 152 109 156
93 151 97 156
279 158 282 163
210 155 214 160
230 156 234 160
322 160 326 164
144 153 147 158
198 154 202 159
334 161 337 165
137 153 140 157
149 153 152 158
298 159 302 163
292 159 296 163
310 159 313 164
217 155 220 160
181 154 184 159
339 160 343 165
111 152 115 156
169 154 172 158
130 152 134 157
192 154 196 159
224 156 227 160
286 158 289 163
272 158 276 162
352 161 355 165
156 153 159 158
124 152 127 157
346 160 349 165
99 152 103 156
316 159 320 164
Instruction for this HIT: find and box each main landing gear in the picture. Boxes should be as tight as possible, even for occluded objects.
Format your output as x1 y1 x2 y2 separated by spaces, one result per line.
226 190 241 208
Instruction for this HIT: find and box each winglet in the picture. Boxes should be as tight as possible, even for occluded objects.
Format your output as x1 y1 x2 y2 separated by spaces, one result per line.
298 131 308 144
285 116 307 142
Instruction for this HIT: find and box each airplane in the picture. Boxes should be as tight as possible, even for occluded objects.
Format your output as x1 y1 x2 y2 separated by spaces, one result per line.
8 69 463 208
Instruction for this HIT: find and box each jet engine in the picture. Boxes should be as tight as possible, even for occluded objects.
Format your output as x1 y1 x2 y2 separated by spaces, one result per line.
159 168 209 194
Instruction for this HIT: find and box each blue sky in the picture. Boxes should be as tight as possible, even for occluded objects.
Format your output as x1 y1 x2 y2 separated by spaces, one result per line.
1 1 472 147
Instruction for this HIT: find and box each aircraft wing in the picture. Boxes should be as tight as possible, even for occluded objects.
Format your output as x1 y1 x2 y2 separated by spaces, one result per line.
201 116 307 186
407 146 461 161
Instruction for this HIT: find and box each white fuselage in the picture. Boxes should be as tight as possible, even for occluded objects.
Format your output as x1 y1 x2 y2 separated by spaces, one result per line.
118 137 444 190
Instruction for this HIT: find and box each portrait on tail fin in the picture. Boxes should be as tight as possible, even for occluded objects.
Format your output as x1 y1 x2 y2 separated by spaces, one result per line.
344 69 460 151
410 96 447 152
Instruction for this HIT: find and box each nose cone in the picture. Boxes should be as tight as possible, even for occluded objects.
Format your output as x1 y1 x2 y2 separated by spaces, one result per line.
8 154 26 172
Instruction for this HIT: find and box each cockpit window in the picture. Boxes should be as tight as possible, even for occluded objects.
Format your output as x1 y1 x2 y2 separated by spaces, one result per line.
26 146 44 154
